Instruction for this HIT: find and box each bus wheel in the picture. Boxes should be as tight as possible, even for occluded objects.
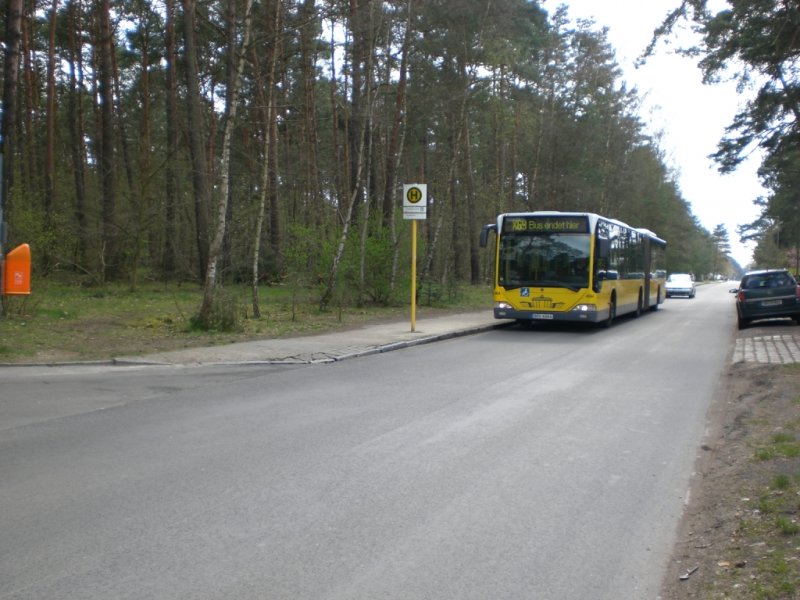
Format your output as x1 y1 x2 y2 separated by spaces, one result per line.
604 299 616 328
650 287 661 311
634 291 643 318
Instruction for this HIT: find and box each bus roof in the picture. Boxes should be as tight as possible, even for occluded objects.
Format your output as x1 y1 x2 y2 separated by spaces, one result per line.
496 211 665 244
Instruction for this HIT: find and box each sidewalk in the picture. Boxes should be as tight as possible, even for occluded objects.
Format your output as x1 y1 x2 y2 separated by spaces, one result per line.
114 310 505 366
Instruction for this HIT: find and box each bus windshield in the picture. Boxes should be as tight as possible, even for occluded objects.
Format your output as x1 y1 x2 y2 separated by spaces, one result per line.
498 232 591 291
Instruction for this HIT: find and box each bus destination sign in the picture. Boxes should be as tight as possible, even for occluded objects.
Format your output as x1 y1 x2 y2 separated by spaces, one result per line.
503 215 589 234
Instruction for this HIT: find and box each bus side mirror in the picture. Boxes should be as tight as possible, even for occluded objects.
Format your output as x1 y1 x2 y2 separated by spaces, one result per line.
593 270 605 293
596 238 610 259
479 224 496 248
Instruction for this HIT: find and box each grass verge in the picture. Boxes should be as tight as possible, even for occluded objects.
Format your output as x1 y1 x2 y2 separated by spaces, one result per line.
0 280 492 363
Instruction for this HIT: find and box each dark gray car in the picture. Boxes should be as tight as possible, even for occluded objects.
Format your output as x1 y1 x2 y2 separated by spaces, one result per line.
731 269 800 329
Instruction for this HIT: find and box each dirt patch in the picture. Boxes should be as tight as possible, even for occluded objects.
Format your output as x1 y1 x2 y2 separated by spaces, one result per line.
660 360 800 599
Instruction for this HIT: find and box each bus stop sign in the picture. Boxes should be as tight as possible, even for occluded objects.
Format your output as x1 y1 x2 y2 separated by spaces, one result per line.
403 184 427 220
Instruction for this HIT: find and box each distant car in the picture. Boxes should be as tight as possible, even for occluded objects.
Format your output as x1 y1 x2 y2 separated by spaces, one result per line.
731 269 800 329
665 273 696 298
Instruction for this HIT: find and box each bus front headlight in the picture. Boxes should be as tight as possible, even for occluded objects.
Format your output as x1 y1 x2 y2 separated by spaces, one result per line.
495 302 513 310
571 304 597 312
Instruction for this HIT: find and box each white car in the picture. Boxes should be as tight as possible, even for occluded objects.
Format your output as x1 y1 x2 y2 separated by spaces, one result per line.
666 273 696 298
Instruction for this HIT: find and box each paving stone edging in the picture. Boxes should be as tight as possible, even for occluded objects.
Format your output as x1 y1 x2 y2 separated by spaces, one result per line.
733 334 800 364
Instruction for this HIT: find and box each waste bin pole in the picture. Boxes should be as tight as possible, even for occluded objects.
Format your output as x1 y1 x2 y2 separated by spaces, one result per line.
0 152 5 315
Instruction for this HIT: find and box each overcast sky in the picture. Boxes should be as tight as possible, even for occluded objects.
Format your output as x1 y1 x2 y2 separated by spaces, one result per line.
543 0 764 268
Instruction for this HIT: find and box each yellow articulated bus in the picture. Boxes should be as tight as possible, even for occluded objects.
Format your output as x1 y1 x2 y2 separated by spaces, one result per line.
479 212 666 327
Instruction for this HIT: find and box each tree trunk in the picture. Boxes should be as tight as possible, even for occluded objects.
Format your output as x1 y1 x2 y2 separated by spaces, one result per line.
384 1 412 292
320 124 367 311
163 0 178 278
321 0 375 310
97 0 117 281
182 0 210 281
111 38 134 196
462 120 480 284
300 0 322 224
358 122 374 306
0 0 23 314
20 11 41 225
346 0 370 227
129 2 154 290
268 99 280 256
421 0 492 283
357 3 377 305
198 0 255 325
328 25 344 231
251 0 281 319
43 0 58 271
66 0 89 271
422 90 470 283
220 0 237 281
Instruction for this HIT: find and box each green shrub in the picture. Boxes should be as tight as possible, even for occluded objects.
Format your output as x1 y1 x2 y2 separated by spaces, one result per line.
190 287 243 332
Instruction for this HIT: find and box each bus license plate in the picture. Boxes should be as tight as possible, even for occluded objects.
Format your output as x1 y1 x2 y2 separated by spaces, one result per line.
531 313 554 320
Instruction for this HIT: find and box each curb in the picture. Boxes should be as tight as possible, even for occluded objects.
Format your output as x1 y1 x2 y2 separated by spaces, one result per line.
2 321 508 368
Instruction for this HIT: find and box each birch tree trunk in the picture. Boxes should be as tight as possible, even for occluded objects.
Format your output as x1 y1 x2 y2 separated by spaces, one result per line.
198 0 255 326
319 127 367 311
320 0 373 310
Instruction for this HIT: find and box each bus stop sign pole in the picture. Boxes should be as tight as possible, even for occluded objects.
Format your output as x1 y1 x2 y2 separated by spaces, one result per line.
403 184 427 332
411 220 417 331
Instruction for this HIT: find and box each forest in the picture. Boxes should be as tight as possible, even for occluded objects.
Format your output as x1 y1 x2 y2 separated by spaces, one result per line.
4 0 787 323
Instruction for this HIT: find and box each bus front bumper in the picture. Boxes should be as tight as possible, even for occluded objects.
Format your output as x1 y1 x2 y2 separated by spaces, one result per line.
494 305 610 323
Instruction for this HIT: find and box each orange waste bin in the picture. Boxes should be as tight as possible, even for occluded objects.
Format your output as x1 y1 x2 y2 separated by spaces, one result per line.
2 243 31 295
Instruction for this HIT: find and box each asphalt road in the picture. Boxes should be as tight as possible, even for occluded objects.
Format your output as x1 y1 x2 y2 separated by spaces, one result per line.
1 284 737 599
